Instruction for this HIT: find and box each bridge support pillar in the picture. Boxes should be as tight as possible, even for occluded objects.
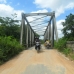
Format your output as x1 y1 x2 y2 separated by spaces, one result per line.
20 13 25 45
31 31 33 46
30 28 32 47
54 16 58 42
26 24 29 48
45 31 47 40
48 25 49 40
32 32 34 46
51 14 55 47
49 23 51 41
52 20 54 47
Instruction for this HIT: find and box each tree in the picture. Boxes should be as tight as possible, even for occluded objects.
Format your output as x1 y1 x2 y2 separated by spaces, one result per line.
0 14 20 41
62 13 74 40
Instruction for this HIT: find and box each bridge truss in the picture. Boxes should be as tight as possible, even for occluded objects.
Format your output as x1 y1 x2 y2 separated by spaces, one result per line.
20 11 58 48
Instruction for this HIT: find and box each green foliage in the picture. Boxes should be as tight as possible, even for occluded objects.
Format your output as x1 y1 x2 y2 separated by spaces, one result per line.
62 13 74 40
67 37 74 41
0 16 20 41
34 32 40 38
40 39 44 44
54 38 73 58
63 48 71 56
0 36 24 65
54 38 67 52
69 54 74 60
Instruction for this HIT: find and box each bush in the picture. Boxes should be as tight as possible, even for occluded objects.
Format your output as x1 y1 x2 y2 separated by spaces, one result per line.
54 38 72 58
68 37 74 41
54 38 67 52
63 48 71 56
0 36 24 65
69 54 74 60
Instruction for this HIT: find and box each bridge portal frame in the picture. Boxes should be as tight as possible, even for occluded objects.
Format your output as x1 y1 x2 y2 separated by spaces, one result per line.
20 11 58 48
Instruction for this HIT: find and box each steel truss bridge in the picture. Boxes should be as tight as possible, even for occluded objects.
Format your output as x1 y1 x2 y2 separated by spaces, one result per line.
20 11 58 48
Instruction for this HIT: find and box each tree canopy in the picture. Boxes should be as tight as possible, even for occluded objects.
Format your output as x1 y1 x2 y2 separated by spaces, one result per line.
0 15 20 41
62 13 74 40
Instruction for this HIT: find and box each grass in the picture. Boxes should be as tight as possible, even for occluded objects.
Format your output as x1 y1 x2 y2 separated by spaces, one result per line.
68 53 74 61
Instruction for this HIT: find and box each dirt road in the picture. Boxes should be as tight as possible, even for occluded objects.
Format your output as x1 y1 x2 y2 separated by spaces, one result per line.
0 45 74 74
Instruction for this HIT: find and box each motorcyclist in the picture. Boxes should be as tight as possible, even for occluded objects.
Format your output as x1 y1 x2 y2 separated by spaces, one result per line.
45 39 51 48
35 37 41 50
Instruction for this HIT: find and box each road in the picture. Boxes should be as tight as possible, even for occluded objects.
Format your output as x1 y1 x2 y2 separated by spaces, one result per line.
0 45 74 74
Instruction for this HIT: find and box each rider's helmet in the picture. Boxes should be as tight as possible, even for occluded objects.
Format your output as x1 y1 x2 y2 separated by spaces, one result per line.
35 37 39 39
45 39 48 42
35 37 39 42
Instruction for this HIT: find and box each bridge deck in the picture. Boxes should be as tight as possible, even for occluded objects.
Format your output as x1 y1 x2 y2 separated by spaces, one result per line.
0 45 74 74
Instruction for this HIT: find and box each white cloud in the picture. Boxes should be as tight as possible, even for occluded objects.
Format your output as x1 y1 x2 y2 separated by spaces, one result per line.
31 9 48 13
57 20 64 30
0 4 24 20
34 0 74 17
56 20 65 38
0 0 6 3
56 6 65 17
65 2 74 9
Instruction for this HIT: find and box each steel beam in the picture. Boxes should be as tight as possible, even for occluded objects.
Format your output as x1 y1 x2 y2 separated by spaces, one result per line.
30 29 31 47
31 30 32 46
32 32 34 46
48 25 49 40
33 26 47 30
26 24 28 48
31 22 48 27
23 14 35 34
44 16 52 36
51 16 54 47
44 35 45 41
34 30 45 32
20 13 24 45
24 12 54 17
29 15 47 23
49 23 51 40
53 16 58 42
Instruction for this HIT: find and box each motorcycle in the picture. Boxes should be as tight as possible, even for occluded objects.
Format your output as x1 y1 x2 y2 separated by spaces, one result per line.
35 42 40 53
45 41 51 49
46 44 51 49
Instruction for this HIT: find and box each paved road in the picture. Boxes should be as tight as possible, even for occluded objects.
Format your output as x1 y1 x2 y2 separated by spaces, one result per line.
0 45 74 74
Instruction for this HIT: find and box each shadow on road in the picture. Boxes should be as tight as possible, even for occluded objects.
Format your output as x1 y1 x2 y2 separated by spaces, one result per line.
37 50 45 53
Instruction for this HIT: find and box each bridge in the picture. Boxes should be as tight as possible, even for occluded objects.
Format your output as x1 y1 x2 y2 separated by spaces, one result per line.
20 11 58 48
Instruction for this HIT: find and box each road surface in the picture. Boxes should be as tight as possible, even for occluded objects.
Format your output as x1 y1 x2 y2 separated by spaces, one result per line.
0 45 74 74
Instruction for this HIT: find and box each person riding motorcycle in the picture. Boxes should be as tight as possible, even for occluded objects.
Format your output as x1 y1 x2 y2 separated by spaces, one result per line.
35 37 41 50
45 39 51 48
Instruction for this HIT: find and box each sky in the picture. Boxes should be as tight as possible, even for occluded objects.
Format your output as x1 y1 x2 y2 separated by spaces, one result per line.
0 0 74 39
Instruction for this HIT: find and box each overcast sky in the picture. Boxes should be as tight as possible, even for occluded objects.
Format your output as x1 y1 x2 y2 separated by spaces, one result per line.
0 0 74 39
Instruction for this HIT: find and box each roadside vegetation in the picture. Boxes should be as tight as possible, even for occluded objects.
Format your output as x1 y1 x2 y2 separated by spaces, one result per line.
0 14 24 65
54 13 74 60
0 36 24 65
